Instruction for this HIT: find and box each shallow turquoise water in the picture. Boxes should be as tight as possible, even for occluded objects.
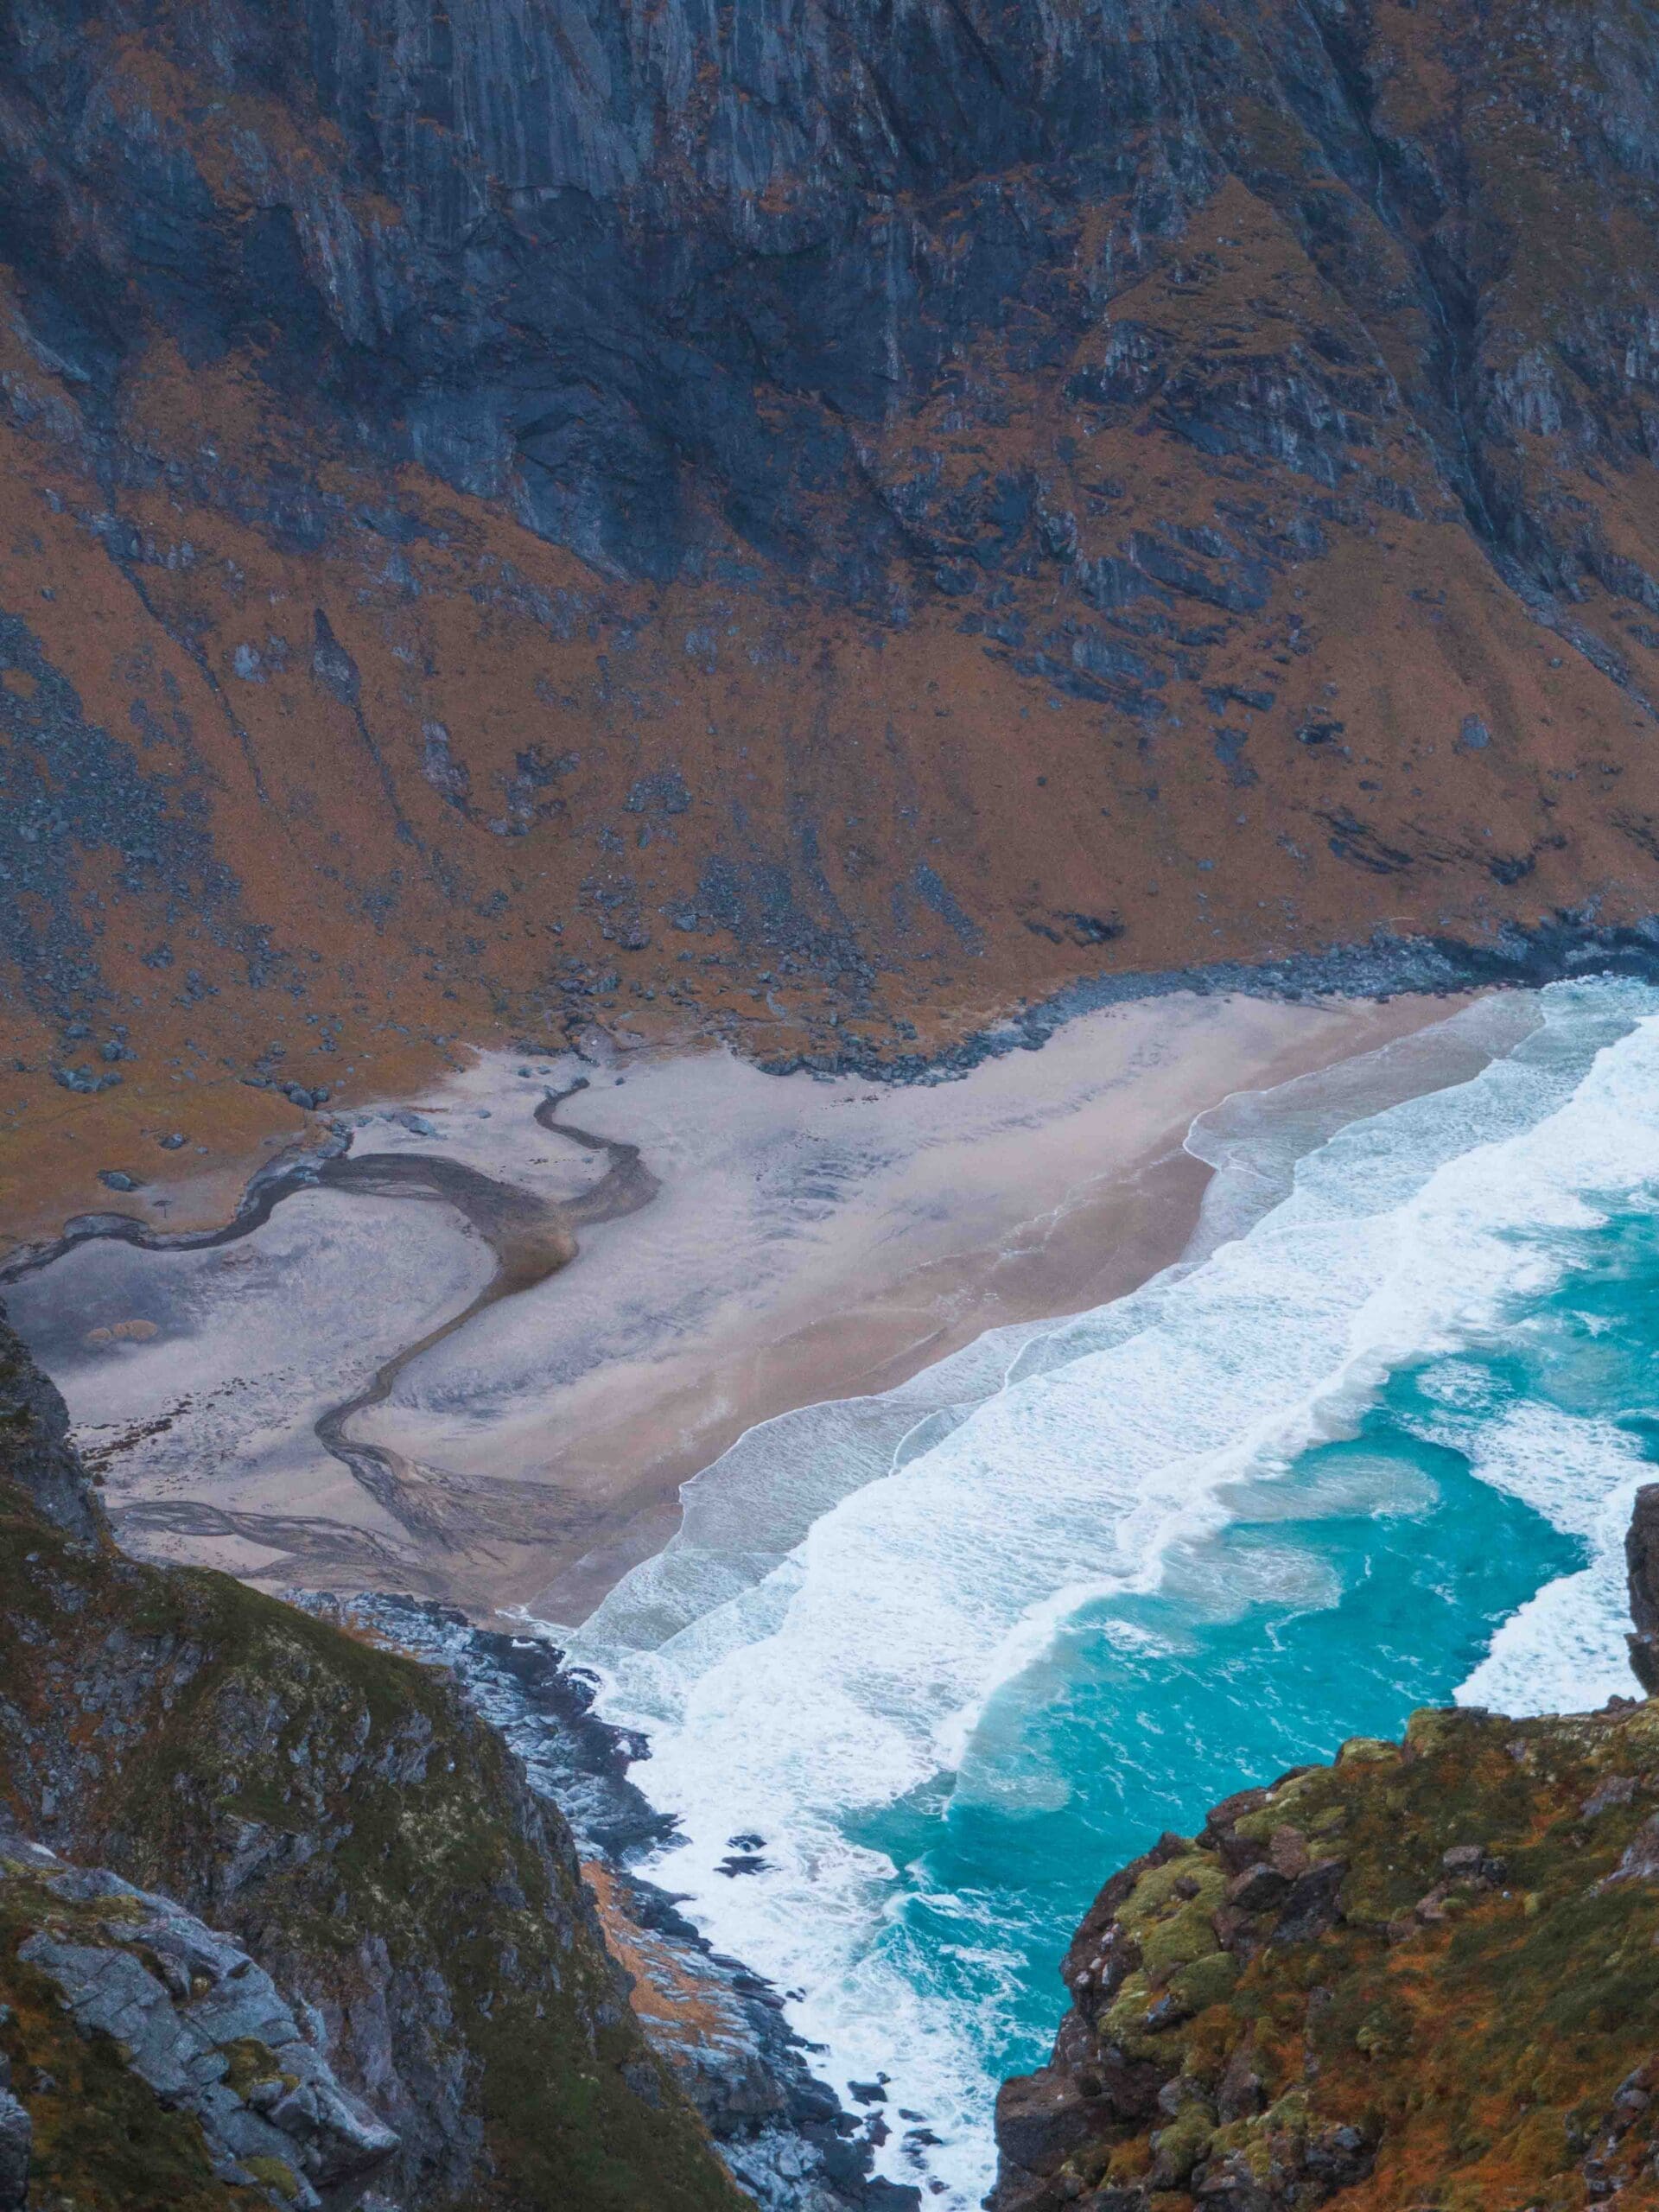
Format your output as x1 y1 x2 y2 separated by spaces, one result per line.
858 1192 1659 2101
582 980 1659 2199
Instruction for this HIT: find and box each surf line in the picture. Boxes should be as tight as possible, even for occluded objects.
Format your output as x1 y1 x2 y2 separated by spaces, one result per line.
0 1081 659 1543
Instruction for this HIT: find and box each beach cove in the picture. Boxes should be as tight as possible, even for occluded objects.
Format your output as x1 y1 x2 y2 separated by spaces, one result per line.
10 978 1659 2200
1 988 1459 1618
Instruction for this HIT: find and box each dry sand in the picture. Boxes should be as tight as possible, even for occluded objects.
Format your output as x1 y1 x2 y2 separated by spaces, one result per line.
3 989 1484 1618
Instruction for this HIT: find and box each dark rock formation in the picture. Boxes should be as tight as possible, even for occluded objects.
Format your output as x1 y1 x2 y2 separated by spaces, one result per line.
1629 1480 1659 1695
298 1591 919 2211
0 1301 745 2212
0 1304 106 1544
4 0 1655 607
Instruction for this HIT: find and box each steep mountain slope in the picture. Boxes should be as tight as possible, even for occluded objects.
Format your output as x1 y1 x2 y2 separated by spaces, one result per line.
0 1305 747 2212
1 0 1658 1224
986 1498 1659 2212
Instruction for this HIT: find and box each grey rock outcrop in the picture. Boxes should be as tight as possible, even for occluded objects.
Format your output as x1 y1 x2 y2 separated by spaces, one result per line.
2 1829 396 2209
0 1305 105 1545
3 0 1656 603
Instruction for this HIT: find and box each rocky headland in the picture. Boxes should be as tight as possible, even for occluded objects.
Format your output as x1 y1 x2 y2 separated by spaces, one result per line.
986 1498 1659 2212
0 1300 899 2210
15 1257 1659 2211
290 1589 917 2212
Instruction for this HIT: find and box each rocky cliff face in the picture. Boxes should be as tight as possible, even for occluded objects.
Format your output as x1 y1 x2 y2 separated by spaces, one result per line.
0 1828 397 2211
0 1302 106 1545
2 0 1659 1228
296 1589 918 2212
0 1303 747 2212
988 1487 1659 2212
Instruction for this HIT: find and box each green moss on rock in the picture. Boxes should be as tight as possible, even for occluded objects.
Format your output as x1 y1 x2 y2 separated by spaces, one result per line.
0 1473 745 2212
991 1700 1659 2212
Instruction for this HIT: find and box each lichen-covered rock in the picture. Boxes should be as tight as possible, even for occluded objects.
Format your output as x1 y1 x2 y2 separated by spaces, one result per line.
989 1707 1659 2212
987 1497 1659 2212
1 1829 394 2209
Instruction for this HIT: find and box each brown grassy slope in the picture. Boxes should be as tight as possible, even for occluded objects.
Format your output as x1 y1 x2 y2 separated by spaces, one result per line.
2 0 1658 1236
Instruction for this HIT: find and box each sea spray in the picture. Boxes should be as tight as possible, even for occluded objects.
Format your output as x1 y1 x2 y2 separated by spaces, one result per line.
572 979 1659 2202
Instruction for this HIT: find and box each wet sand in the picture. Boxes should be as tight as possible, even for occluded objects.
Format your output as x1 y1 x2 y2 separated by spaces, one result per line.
2 990 1480 1618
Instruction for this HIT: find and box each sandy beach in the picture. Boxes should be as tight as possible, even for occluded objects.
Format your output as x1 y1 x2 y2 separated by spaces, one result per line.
2 988 1491 1619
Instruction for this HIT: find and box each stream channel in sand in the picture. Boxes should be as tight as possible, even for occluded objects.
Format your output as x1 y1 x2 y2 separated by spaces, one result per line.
1 989 1470 1619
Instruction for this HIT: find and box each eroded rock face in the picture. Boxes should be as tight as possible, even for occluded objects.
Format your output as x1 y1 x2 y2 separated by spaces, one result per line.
298 1589 919 2211
1 1831 395 2210
5 0 1656 603
0 1306 105 1545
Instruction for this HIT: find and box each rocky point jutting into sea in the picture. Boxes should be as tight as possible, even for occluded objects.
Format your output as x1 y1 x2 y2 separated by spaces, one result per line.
0 1299 912 2211
988 1484 1659 2211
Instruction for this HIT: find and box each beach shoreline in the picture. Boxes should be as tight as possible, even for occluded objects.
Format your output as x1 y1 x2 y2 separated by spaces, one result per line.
10 913 1659 1275
2 985 1492 1626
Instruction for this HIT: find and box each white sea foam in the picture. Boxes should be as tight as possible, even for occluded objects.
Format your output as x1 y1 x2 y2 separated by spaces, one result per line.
1452 1403 1652 1714
579 995 1536 1665
570 980 1659 2201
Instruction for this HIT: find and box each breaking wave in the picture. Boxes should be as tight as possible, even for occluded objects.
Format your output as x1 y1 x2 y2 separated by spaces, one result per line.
569 979 1659 2202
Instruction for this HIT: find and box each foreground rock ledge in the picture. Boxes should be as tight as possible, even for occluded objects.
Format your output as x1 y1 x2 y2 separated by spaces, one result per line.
0 1305 745 2212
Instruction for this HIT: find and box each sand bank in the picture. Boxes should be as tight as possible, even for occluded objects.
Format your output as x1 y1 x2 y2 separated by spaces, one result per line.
3 989 1485 1616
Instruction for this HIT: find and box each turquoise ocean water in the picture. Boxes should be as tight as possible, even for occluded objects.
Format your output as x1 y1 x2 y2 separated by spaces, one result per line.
572 979 1659 2202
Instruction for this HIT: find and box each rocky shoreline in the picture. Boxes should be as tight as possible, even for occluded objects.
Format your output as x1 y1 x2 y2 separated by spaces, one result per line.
760 916 1659 1087
292 1591 918 2211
